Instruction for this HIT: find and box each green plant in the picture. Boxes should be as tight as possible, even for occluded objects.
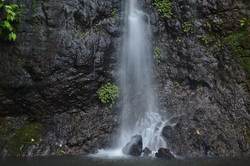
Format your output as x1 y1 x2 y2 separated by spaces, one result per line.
75 29 89 39
182 20 194 34
176 37 181 42
173 80 180 87
19 144 24 151
111 8 118 18
201 33 214 45
196 85 204 92
226 30 250 57
150 0 173 19
0 0 24 41
98 83 119 108
153 46 161 62
240 19 250 27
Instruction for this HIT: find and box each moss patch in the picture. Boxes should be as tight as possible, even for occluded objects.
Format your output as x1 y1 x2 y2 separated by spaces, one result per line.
150 0 173 19
9 123 43 155
242 57 250 77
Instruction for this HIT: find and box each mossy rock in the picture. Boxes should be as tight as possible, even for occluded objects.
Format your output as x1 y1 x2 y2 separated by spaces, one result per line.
9 123 43 155
242 57 250 78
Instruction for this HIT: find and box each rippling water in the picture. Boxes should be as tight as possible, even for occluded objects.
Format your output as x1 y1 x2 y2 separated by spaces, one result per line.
1 155 249 166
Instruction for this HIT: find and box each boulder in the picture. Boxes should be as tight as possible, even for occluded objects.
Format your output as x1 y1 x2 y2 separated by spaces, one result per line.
122 135 143 156
142 147 152 156
155 148 175 159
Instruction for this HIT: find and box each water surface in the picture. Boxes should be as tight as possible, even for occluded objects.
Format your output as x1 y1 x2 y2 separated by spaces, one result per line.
1 155 249 166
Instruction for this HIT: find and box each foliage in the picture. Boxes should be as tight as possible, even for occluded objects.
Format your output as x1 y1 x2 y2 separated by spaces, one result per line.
111 8 118 18
182 20 194 34
227 31 245 55
75 29 89 39
0 0 23 41
153 46 161 62
201 33 215 45
240 19 250 27
98 83 119 108
226 23 250 77
150 0 173 19
176 37 181 42
173 80 180 87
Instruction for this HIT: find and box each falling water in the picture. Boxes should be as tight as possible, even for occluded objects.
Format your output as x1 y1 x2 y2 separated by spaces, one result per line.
119 0 166 151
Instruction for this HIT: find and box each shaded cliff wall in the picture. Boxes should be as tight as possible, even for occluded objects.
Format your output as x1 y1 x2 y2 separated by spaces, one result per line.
0 0 121 157
143 0 250 157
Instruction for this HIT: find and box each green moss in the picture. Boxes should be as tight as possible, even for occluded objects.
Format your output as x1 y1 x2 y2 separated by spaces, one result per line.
150 0 173 19
182 20 194 34
9 123 43 155
227 31 245 55
93 25 105 35
173 80 180 87
201 33 214 45
204 37 225 57
110 8 118 18
243 57 250 78
153 46 161 63
75 29 89 39
225 21 250 77
176 37 182 42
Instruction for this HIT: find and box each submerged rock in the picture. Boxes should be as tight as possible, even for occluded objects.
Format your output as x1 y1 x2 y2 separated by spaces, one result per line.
122 135 143 156
155 148 175 159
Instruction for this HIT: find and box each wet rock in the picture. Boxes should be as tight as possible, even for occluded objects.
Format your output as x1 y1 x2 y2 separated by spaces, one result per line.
122 135 143 156
142 147 152 156
155 148 175 159
147 0 250 158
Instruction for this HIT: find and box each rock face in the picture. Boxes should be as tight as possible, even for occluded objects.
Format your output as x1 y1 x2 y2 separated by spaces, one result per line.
0 0 250 158
0 0 121 157
143 0 250 157
122 135 143 156
155 148 175 159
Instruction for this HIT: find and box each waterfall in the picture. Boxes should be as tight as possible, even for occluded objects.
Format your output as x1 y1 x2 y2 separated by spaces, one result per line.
119 0 166 151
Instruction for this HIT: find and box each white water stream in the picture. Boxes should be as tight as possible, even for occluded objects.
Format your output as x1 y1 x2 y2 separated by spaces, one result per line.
118 0 166 152
95 0 167 157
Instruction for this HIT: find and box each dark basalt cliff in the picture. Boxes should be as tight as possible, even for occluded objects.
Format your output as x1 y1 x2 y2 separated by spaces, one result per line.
0 0 250 158
0 0 121 156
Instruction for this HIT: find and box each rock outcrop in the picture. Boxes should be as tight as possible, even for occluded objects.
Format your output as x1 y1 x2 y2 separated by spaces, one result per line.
142 147 152 156
122 135 143 156
155 148 175 159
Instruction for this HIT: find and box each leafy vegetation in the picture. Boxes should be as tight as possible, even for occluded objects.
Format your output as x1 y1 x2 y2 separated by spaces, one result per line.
176 37 182 42
153 46 161 62
240 19 250 27
75 29 89 39
227 31 246 55
173 80 180 87
0 0 24 41
111 8 118 18
150 0 173 19
182 20 194 34
98 83 119 108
